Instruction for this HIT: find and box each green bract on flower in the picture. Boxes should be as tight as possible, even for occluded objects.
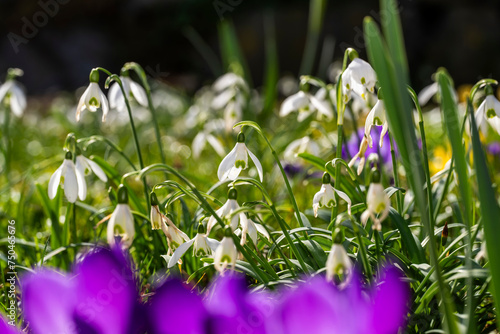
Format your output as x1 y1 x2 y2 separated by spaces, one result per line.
76 69 109 122
217 132 263 182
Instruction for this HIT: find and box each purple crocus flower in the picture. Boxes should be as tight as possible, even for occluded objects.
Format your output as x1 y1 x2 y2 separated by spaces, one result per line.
487 142 500 156
21 247 143 334
342 127 396 171
269 266 409 334
0 316 20 334
148 274 274 334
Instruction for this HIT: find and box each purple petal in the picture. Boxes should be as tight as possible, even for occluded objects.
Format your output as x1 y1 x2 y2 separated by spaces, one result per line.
22 270 77 334
148 279 208 334
0 315 20 334
371 267 410 334
73 248 138 334
205 274 269 334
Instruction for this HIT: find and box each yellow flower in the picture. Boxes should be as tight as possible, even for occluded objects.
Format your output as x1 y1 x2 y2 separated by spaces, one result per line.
429 146 452 175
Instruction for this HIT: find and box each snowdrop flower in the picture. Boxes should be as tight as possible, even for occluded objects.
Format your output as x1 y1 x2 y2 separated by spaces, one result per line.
73 151 107 201
192 120 225 159
150 192 162 230
326 232 352 283
161 215 190 252
348 136 369 175
418 81 458 106
76 69 109 122
361 169 391 231
313 172 352 217
107 185 135 248
48 152 85 203
167 224 220 268
207 188 247 233
283 136 320 163
0 68 26 117
279 90 333 122
211 73 249 132
213 227 238 274
108 74 148 112
364 99 388 148
475 85 500 135
342 58 377 102
240 218 270 246
217 132 263 182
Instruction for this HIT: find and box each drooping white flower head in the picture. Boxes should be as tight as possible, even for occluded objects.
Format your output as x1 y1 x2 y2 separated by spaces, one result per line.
326 243 352 283
342 58 377 102
213 227 238 275
279 90 333 122
211 73 249 132
239 218 270 246
167 224 220 268
107 185 135 249
76 69 109 122
312 172 352 218
207 188 246 234
474 85 500 135
149 192 162 230
348 136 369 175
283 136 320 163
361 169 391 231
364 99 388 148
418 81 458 106
48 152 85 203
192 120 226 159
0 68 26 117
161 215 190 252
217 132 263 182
108 75 148 113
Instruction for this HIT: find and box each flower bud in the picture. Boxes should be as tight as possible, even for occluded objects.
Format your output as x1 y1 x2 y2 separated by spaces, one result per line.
117 184 128 204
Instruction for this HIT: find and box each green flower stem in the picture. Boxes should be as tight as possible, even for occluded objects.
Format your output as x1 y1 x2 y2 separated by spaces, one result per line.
351 216 373 279
104 73 149 209
331 123 343 228
408 86 433 227
234 121 307 229
374 229 382 265
78 136 136 170
388 134 402 213
3 103 11 179
138 164 270 283
123 62 166 165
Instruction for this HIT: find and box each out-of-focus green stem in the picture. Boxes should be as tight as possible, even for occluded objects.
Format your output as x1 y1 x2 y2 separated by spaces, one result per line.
389 134 402 213
299 0 326 75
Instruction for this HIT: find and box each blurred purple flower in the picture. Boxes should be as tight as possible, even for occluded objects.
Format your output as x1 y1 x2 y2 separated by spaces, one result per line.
487 142 500 155
15 247 409 334
22 247 144 334
268 266 409 334
342 127 397 171
0 316 20 334
148 274 273 334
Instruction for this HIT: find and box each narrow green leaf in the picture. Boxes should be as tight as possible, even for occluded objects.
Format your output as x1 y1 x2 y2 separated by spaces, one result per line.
470 98 500 330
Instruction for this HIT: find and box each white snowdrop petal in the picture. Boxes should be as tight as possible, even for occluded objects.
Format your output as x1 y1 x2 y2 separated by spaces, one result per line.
168 239 195 268
48 165 63 199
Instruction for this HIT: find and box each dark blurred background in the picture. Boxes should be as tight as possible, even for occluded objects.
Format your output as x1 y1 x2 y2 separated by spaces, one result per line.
1 0 500 96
